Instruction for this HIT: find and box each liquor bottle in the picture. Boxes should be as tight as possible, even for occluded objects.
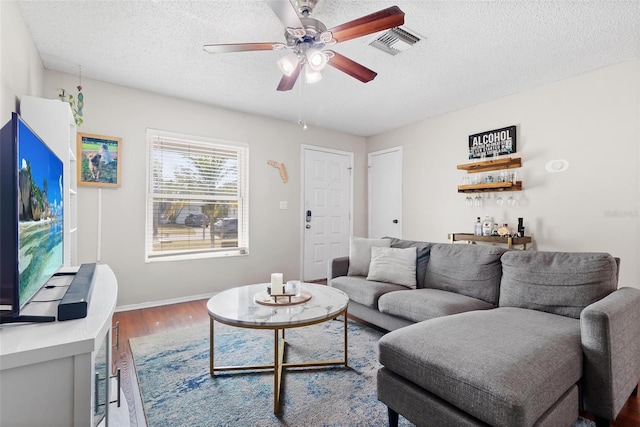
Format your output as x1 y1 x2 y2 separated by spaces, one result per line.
474 217 482 236
517 217 525 237
482 215 493 236
491 223 499 236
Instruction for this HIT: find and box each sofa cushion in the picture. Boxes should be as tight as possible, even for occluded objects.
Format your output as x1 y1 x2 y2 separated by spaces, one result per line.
367 246 417 289
347 236 391 277
329 275 406 309
423 243 505 305
378 308 582 427
499 251 618 318
378 288 494 323
385 238 434 289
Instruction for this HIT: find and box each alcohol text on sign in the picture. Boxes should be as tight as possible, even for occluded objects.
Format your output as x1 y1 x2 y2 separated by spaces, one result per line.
468 125 516 159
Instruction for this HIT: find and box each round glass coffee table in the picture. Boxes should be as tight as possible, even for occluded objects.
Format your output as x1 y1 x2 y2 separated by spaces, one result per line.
207 282 349 414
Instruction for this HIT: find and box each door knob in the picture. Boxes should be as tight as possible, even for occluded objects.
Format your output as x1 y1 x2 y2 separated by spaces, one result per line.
393 219 398 224
306 224 311 229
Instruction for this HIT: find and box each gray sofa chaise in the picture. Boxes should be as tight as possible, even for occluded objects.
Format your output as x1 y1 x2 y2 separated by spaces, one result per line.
329 237 640 427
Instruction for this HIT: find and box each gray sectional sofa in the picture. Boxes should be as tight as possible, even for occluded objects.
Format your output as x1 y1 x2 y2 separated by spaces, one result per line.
329 237 640 427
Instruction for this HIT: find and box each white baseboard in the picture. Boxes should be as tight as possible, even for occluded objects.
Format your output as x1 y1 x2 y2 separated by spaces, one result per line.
114 292 217 312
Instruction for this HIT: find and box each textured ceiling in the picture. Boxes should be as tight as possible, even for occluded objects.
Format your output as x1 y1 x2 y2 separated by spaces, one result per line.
18 0 640 137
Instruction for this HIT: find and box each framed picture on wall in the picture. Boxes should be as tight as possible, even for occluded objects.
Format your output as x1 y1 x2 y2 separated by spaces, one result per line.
77 132 122 187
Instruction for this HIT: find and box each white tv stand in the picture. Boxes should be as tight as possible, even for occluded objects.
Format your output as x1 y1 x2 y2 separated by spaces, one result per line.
0 264 118 426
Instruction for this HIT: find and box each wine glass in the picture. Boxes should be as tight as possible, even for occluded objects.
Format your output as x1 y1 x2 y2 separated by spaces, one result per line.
496 194 504 206
474 194 483 207
465 196 473 207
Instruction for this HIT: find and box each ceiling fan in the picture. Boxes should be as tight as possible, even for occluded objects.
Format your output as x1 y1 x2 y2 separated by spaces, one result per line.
203 0 405 91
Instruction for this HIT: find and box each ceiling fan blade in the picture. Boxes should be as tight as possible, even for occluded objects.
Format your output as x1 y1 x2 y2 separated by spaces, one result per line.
203 42 286 54
327 51 377 83
276 62 303 91
327 6 405 43
267 0 305 33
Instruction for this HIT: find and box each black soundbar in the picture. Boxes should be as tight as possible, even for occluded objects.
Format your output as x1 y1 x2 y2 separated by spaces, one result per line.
57 263 97 321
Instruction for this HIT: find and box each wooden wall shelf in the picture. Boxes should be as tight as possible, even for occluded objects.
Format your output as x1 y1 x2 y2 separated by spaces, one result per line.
458 181 522 193
457 157 521 173
457 156 522 194
449 233 531 250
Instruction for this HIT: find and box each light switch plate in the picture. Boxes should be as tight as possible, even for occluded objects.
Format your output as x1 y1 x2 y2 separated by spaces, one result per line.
279 201 287 210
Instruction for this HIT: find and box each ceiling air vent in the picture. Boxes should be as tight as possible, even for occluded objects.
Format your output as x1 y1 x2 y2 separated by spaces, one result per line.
367 26 421 56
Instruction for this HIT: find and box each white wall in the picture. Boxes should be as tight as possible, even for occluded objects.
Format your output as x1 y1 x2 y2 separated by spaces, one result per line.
0 1 43 123
368 60 640 289
42 71 367 306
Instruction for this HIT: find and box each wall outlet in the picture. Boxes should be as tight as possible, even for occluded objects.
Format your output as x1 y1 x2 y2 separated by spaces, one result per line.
279 201 287 210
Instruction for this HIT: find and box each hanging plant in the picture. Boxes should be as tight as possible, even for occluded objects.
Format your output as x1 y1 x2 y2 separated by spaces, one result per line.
59 89 84 127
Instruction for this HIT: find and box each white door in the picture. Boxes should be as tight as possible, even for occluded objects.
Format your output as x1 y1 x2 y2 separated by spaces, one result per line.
368 147 402 239
302 146 353 281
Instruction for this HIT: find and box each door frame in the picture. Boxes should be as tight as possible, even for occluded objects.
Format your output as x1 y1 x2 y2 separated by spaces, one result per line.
368 146 403 239
300 144 354 280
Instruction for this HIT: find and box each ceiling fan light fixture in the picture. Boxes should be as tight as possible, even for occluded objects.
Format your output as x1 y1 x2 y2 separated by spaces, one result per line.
319 31 336 45
286 27 306 40
305 66 322 84
306 48 327 71
278 52 299 76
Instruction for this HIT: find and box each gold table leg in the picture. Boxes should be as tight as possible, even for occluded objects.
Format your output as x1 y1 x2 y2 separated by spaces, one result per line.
344 311 348 366
274 329 287 413
209 308 349 415
209 317 214 375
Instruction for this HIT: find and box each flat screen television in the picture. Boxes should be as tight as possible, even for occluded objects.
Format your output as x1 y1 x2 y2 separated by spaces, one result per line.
1 112 63 323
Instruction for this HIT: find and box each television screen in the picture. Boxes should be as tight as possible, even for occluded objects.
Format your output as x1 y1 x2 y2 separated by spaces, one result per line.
0 112 64 320
17 115 64 309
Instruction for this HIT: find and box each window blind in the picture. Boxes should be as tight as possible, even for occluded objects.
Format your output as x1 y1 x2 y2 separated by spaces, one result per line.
145 129 249 261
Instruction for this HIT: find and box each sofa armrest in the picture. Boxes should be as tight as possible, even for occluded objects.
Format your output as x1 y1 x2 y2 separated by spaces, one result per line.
580 286 640 420
328 256 350 280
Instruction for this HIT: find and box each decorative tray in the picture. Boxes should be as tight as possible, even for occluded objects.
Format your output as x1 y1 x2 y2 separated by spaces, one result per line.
254 290 312 307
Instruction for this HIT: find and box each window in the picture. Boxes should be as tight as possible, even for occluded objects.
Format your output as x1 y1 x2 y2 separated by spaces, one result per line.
145 129 248 262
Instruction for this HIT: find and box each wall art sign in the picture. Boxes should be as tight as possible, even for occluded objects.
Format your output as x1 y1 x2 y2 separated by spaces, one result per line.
468 125 516 159
77 132 122 187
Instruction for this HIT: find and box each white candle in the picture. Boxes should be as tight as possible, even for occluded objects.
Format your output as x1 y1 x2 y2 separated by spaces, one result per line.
270 273 283 295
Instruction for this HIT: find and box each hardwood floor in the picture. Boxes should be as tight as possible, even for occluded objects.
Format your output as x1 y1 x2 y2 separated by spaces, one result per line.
113 299 639 427
113 300 211 427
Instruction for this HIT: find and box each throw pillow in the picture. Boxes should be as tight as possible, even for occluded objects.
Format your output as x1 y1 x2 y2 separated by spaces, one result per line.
347 236 391 277
367 246 417 289
385 237 433 289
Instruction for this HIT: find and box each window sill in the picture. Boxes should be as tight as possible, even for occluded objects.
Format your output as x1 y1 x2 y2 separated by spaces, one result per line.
145 248 249 263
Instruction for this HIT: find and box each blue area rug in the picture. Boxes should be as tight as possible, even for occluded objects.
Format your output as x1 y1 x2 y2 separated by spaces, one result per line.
130 319 595 427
